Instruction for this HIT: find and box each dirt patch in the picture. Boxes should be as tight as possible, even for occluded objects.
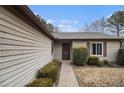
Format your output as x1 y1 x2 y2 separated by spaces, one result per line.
73 66 124 87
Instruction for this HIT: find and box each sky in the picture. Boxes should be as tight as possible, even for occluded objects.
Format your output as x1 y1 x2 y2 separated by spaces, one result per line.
29 5 124 32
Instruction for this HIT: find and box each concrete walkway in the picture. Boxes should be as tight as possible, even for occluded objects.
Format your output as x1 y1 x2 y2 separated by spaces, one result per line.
58 62 79 87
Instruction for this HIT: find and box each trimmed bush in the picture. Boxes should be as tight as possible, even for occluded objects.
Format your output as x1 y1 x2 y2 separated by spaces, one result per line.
117 48 124 65
98 61 104 67
103 60 109 65
26 78 53 87
88 56 99 66
37 63 59 82
27 59 61 87
52 59 62 67
73 47 89 66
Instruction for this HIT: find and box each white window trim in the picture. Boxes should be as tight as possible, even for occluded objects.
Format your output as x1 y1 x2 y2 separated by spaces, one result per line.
90 42 103 56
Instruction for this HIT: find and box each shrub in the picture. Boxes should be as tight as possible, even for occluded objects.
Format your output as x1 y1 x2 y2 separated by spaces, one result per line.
37 63 59 82
52 59 62 67
26 78 53 87
73 47 89 66
103 60 109 65
117 48 124 66
88 56 99 66
98 61 104 67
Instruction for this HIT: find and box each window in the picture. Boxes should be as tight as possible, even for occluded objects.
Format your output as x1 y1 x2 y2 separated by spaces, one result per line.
91 42 103 56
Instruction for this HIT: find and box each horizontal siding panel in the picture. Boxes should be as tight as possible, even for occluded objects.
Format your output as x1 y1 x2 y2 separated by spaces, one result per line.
0 11 50 42
0 54 43 75
0 7 53 87
1 37 42 47
0 23 50 44
1 49 47 57
1 43 50 50
17 75 35 87
0 37 49 48
0 51 50 65
1 60 45 86
0 54 50 71
0 57 50 86
0 57 43 82
0 29 50 45
0 51 44 63
0 31 3 57
8 58 49 87
0 7 47 39
0 8 49 40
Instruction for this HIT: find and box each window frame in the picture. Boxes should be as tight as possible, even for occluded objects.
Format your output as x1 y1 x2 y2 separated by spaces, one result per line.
90 42 103 56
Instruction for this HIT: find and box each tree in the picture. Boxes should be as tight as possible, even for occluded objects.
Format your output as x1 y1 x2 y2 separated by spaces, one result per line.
107 11 124 36
46 23 54 32
35 14 55 33
54 27 61 32
36 14 46 24
99 17 106 33
90 21 99 32
81 17 107 33
83 23 90 32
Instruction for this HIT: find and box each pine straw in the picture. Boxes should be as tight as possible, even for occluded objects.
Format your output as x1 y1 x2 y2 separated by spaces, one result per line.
73 66 124 87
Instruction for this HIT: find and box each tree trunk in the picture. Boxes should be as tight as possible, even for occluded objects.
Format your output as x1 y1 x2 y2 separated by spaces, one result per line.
117 24 120 37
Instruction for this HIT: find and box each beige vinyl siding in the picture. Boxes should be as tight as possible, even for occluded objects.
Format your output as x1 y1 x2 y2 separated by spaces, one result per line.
72 41 87 48
72 40 120 61
55 41 62 61
105 41 120 61
0 7 54 87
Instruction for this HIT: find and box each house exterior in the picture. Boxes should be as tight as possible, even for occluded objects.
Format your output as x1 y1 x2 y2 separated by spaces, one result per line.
0 6 123 87
0 6 55 87
53 32 123 62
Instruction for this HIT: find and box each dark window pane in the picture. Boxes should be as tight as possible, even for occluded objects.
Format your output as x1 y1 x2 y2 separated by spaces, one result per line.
97 43 102 55
92 44 96 55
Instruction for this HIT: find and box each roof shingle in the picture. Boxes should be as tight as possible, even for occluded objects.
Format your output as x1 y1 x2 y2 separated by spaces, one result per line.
52 32 123 40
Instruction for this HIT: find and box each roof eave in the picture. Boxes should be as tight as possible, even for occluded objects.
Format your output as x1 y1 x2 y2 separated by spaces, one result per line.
2 5 55 40
20 6 55 40
55 38 124 40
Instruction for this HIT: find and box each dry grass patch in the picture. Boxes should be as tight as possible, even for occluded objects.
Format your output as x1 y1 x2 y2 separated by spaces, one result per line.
73 66 124 87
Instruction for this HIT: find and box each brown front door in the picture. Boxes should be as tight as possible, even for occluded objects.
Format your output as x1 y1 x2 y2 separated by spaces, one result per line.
62 43 70 60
